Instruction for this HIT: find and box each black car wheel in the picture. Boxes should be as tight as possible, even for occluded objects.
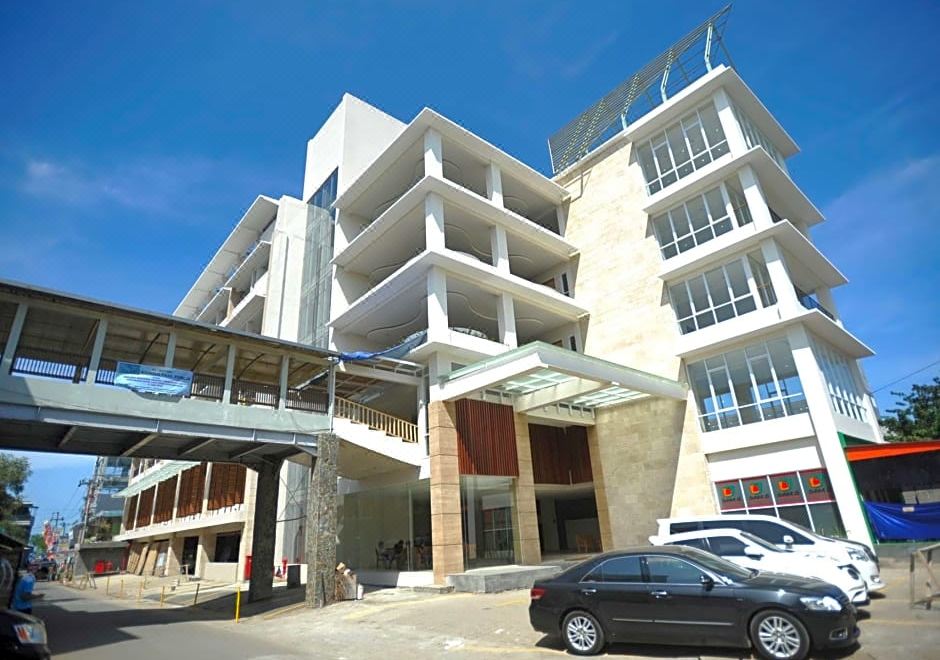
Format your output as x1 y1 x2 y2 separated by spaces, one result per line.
561 610 605 656
749 609 810 660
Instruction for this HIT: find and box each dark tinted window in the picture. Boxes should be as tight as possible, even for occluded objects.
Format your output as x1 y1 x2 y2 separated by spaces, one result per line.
741 520 811 545
646 556 707 584
669 522 701 534
673 538 709 551
585 556 644 583
709 536 747 556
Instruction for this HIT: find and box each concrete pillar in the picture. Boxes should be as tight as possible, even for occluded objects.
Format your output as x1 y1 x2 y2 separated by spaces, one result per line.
278 355 290 409
485 163 503 206
713 88 748 156
786 325 873 547
305 433 338 608
425 192 445 252
247 459 283 602
496 294 518 348
223 344 237 404
586 426 613 551
490 225 509 273
417 377 429 453
201 463 213 514
428 401 464 584
555 205 567 236
166 535 182 577
195 532 211 578
512 415 540 565
164 332 177 367
0 303 27 376
171 471 183 520
85 318 108 386
426 267 449 344
424 129 443 179
737 165 775 230
759 238 802 317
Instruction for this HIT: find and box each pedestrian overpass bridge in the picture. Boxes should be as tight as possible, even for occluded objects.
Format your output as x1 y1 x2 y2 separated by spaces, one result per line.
0 278 425 604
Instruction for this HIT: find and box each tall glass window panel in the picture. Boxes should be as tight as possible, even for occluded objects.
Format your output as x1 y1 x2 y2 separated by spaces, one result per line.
731 102 786 168
636 102 729 195
298 170 339 346
651 180 752 260
689 337 807 432
810 337 868 422
748 251 777 307
669 257 759 335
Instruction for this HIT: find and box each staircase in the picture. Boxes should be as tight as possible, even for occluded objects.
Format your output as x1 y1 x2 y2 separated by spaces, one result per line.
332 397 425 467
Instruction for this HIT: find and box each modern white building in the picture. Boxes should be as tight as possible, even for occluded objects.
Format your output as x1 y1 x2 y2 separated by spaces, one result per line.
118 7 885 588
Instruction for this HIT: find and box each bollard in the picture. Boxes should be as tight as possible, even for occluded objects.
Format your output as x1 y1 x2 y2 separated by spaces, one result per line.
120 578 125 599
160 585 166 608
137 581 143 603
193 582 201 606
106 576 111 596
234 588 241 623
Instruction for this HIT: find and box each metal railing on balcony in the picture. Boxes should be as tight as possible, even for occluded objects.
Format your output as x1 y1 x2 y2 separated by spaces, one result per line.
11 347 89 382
286 387 328 413
334 396 418 443
230 378 279 408
795 288 836 321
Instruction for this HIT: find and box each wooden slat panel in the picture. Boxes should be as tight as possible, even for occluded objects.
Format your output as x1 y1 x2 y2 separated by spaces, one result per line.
123 494 138 531
530 424 593 485
135 487 155 527
176 463 207 518
152 475 177 524
207 463 247 511
456 399 518 476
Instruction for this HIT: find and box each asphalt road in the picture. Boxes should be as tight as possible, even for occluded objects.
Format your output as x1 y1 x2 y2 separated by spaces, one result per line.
33 582 303 660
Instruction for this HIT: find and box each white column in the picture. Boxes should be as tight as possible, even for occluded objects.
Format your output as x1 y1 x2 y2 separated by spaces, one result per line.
278 355 290 410
427 352 451 401
223 344 237 403
416 376 429 453
786 325 873 547
496 293 518 348
0 303 27 376
555 205 567 236
426 267 449 344
171 470 183 519
201 464 213 515
713 88 748 156
164 332 177 368
85 318 108 386
425 192 445 252
490 225 509 273
485 163 503 206
424 129 443 179
737 165 775 230
759 238 802 317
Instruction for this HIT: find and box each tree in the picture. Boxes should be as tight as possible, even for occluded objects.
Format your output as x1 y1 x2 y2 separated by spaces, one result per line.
30 533 47 555
881 377 940 443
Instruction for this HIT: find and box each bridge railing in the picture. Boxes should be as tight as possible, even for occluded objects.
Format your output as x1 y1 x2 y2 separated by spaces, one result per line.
334 396 418 443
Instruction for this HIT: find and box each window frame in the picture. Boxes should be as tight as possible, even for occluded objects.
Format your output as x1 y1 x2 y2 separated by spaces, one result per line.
668 254 767 335
652 179 752 260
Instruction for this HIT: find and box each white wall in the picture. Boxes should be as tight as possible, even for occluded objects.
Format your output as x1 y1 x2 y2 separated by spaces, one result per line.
261 196 310 342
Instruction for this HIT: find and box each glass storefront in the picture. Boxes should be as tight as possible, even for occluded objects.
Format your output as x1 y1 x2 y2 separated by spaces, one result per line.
460 476 517 569
336 479 432 571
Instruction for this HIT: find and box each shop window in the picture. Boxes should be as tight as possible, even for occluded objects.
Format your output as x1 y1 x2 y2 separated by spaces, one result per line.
213 533 241 563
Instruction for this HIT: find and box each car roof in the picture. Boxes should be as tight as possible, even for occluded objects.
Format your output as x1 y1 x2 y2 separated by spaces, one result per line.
657 528 749 542
658 513 792 524
590 545 704 561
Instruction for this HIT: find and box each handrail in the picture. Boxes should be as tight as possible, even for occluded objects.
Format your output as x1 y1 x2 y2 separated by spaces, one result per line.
334 396 418 443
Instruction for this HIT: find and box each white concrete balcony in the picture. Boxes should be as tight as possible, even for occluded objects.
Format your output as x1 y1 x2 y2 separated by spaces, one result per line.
659 219 845 290
220 271 267 332
330 248 587 359
334 108 569 238
334 176 576 290
675 304 873 361
699 412 816 456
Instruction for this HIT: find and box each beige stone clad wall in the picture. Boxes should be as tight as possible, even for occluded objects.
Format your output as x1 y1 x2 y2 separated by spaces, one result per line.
428 401 464 584
559 141 715 548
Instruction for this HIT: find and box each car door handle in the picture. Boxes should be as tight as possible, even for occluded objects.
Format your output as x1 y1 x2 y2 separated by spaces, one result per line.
580 588 597 595
650 590 670 599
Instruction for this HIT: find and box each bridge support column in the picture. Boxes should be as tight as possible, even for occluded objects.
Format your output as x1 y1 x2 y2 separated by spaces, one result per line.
247 459 282 602
305 432 338 608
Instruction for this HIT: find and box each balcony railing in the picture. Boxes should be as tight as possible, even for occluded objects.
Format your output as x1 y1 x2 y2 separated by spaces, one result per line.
11 347 89 382
334 396 418 443
230 378 279 408
795 288 836 321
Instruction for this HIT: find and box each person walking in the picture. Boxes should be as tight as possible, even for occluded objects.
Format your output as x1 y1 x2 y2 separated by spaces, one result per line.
11 565 43 615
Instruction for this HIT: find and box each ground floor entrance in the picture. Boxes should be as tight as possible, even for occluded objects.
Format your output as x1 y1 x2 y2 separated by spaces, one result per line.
536 485 601 555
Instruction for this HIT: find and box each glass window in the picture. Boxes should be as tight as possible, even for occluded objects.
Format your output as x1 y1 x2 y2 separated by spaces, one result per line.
637 103 729 195
213 533 241 563
669 522 702 534
740 520 811 546
652 181 752 259
670 256 763 335
298 169 339 346
709 536 748 556
688 337 808 432
731 102 785 167
674 538 709 551
807 503 845 538
589 555 644 583
810 336 869 423
646 556 707 584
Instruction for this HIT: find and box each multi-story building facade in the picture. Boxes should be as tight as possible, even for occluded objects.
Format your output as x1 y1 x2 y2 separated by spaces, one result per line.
118 8 884 587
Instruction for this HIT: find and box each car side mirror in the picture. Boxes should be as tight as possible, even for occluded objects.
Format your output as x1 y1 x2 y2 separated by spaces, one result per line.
744 546 764 558
782 535 795 546
700 574 715 591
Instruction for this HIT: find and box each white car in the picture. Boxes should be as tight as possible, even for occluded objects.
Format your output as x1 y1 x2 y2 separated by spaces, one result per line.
650 528 869 604
656 514 884 591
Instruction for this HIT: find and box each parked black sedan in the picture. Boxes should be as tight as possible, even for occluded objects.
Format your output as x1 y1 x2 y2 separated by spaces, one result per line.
529 546 858 659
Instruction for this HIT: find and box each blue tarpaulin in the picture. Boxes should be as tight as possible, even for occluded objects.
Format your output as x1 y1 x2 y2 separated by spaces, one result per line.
339 330 427 362
864 501 940 541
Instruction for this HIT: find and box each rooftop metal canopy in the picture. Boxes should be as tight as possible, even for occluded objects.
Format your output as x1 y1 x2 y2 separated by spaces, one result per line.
437 342 686 420
547 4 733 174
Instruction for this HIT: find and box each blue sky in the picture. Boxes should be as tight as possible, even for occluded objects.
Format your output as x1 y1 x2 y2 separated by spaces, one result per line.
1 1 938 532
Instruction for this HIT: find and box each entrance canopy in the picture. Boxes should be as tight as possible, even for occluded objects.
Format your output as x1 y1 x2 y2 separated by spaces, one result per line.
437 342 686 423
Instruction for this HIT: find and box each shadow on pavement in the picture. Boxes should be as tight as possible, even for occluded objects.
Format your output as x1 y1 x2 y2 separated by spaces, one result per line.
535 634 860 659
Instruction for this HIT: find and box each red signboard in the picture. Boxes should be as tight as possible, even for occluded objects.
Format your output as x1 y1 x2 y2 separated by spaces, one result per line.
743 477 774 509
771 472 803 505
800 470 833 502
716 480 745 511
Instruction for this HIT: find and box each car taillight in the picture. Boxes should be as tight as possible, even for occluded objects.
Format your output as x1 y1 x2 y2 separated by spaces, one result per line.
530 587 546 601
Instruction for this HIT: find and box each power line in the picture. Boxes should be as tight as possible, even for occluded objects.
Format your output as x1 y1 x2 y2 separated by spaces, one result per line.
872 357 940 394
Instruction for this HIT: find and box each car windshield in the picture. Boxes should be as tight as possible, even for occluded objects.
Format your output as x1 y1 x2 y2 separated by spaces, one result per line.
739 531 784 552
679 547 755 580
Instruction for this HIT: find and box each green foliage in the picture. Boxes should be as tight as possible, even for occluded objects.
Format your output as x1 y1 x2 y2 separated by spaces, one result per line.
30 533 47 554
0 452 32 542
881 377 940 443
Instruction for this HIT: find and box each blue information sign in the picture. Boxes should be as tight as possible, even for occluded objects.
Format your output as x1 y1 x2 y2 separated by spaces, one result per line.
114 362 193 396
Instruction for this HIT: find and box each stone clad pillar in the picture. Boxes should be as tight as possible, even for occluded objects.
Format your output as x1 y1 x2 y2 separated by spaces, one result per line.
247 459 282 602
305 433 338 608
429 401 463 584
512 415 540 564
